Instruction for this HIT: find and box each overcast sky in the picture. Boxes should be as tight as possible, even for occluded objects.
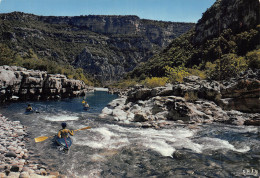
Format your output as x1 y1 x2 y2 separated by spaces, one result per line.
0 0 216 22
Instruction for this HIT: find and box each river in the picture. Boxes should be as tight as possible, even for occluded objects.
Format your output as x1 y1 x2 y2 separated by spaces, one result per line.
0 91 259 177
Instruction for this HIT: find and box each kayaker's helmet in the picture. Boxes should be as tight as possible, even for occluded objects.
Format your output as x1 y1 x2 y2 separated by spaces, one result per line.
61 122 67 128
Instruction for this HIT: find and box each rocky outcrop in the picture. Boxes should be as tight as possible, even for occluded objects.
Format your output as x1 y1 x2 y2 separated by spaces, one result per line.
101 70 260 127
0 12 194 83
220 69 260 113
0 66 92 102
194 0 259 43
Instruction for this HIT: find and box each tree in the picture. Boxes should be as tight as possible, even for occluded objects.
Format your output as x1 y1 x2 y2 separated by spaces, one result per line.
165 66 190 83
209 54 248 80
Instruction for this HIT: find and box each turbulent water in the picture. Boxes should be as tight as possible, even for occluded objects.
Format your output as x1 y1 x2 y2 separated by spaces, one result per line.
0 91 259 177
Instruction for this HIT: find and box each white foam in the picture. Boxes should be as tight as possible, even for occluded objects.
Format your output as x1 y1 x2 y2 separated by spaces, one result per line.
90 154 107 162
222 125 259 134
79 124 196 157
75 127 130 149
42 114 79 121
198 137 250 153
143 139 176 157
94 87 108 91
75 124 251 158
173 139 204 153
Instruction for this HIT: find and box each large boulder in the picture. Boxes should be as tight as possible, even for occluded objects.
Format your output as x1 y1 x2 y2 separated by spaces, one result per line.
127 87 152 102
172 76 222 103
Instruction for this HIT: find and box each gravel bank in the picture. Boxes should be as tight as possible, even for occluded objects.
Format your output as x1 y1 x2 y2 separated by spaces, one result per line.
0 114 64 178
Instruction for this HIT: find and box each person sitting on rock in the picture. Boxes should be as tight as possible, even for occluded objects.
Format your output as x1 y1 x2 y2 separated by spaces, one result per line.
57 122 74 138
26 104 33 112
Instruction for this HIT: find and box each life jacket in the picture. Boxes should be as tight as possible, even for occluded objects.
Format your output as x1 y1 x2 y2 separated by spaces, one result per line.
26 106 32 111
58 129 74 138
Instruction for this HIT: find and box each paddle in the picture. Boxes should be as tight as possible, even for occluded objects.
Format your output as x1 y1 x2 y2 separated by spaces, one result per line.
34 126 91 143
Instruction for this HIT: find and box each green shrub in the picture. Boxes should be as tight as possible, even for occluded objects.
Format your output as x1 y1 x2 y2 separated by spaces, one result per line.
187 67 206 79
0 46 94 85
165 66 190 83
111 79 138 89
246 49 260 70
141 77 168 88
208 54 248 80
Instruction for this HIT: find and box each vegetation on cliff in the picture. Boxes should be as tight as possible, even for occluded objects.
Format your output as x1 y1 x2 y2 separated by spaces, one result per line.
0 44 95 85
0 12 194 83
127 19 259 83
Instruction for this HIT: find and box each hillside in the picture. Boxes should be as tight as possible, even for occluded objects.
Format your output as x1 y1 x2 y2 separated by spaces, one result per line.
128 0 259 81
0 12 194 84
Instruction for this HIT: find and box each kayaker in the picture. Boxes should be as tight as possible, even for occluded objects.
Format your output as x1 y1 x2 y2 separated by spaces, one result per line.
57 122 74 138
26 104 33 112
84 102 89 108
82 99 86 105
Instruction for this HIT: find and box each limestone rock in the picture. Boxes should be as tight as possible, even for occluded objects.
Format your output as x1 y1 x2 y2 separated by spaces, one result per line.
0 66 91 102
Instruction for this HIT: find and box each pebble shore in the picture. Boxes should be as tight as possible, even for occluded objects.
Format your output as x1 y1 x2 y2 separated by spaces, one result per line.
0 114 64 178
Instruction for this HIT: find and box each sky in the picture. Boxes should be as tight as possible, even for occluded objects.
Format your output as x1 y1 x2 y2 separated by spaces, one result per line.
0 0 216 23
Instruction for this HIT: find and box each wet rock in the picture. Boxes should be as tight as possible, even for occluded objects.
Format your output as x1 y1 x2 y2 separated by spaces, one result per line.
129 104 142 114
172 150 186 160
10 164 20 172
39 168 47 176
101 107 113 115
224 117 245 126
154 111 168 120
244 119 260 126
141 123 153 128
134 113 148 122
5 151 17 158
112 109 127 121
107 97 126 108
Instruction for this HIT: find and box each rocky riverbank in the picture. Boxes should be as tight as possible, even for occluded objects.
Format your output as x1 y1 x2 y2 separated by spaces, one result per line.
0 65 94 103
101 69 260 128
0 114 64 178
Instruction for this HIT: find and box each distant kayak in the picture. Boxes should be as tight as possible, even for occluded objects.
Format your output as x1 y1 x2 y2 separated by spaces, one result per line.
24 109 39 114
83 103 90 110
24 110 34 114
56 136 72 150
83 106 89 111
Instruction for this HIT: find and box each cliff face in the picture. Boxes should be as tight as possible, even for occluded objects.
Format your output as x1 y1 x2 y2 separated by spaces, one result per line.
0 65 92 102
0 12 194 83
39 15 184 46
129 0 259 79
194 0 259 43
